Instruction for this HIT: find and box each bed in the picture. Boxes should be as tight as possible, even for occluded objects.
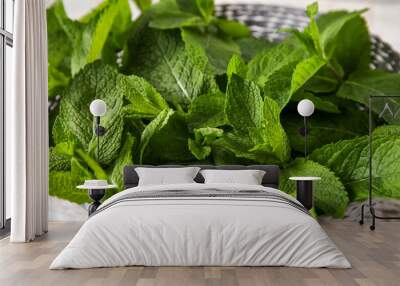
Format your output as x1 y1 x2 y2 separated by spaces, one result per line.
50 165 350 269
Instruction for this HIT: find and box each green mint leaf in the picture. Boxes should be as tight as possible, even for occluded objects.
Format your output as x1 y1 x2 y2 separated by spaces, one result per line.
188 127 223 160
306 2 318 17
291 92 340 114
110 133 135 189
215 19 251 38
126 28 207 106
49 171 91 205
247 40 304 88
319 9 368 59
72 0 126 74
264 55 325 111
317 12 370 75
182 28 241 74
133 0 152 11
235 37 274 62
47 3 72 98
225 75 290 163
310 130 400 200
49 147 72 171
177 0 200 15
196 0 214 22
280 158 349 218
54 62 124 165
139 109 174 163
282 107 368 153
227 54 247 79
337 70 400 124
186 92 227 129
121 75 169 119
150 0 205 29
140 111 194 163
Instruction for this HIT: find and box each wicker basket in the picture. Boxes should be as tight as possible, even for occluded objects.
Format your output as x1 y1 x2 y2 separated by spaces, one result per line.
216 3 400 73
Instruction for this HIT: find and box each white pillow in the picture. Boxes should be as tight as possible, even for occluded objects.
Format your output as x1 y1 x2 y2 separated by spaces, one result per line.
200 169 266 185
135 167 201 186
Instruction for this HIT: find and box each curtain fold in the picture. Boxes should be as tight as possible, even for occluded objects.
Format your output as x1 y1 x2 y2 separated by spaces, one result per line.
8 0 48 242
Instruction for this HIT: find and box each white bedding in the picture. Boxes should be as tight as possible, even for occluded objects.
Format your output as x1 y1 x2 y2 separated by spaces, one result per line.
50 183 351 269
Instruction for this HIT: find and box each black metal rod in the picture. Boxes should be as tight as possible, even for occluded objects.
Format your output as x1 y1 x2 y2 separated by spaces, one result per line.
304 116 307 160
369 96 372 207
360 95 400 230
96 116 100 161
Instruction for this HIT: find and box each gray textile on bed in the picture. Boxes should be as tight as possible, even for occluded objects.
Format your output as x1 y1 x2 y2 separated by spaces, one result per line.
91 189 309 217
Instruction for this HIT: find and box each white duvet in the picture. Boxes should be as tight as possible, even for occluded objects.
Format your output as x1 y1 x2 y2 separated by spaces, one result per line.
50 183 351 269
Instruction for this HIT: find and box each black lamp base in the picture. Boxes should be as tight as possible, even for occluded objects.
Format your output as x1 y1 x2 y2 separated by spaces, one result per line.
88 189 105 216
296 180 313 210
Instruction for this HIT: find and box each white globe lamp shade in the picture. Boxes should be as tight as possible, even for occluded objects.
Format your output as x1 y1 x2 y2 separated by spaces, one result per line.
90 99 107 117
297 99 315 117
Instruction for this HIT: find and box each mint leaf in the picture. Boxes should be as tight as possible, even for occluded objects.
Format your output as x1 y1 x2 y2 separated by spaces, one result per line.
121 75 169 119
110 133 135 189
139 109 174 163
182 28 241 74
48 66 70 99
280 158 348 218
186 92 227 129
126 28 207 106
150 0 204 29
235 37 273 62
306 2 318 17
310 128 400 200
188 127 223 160
54 62 124 165
49 159 94 205
290 55 326 95
317 12 370 74
49 147 71 171
188 139 211 161
226 75 264 143
196 0 214 22
227 54 247 79
215 19 251 39
150 12 204 29
291 92 340 114
177 0 200 15
337 70 400 124
282 108 368 153
373 125 400 136
141 111 194 163
281 3 322 57
319 9 368 59
50 171 91 205
225 75 290 163
247 40 304 88
73 0 126 74
303 66 340 93
134 0 152 11
47 3 72 98
264 55 325 111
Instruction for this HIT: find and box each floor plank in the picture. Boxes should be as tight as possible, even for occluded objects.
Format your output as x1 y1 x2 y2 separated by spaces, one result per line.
0 221 399 286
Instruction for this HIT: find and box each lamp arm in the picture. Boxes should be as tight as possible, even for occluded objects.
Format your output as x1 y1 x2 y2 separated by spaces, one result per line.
304 116 308 160
94 116 107 162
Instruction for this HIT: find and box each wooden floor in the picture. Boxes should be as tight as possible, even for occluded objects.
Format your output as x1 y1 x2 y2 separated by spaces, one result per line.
0 221 399 286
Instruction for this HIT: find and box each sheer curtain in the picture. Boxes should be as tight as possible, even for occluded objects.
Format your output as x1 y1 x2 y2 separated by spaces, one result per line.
7 0 48 242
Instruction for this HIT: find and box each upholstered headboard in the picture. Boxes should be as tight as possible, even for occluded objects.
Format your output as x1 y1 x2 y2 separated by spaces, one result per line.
123 165 280 189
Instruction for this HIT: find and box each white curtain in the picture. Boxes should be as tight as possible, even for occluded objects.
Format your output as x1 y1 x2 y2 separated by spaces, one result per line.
7 0 49 242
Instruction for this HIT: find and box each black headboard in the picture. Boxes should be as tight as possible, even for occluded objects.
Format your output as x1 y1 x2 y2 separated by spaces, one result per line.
123 165 280 189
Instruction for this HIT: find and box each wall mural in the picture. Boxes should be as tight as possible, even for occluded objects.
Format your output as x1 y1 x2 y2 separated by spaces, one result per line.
47 0 400 220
